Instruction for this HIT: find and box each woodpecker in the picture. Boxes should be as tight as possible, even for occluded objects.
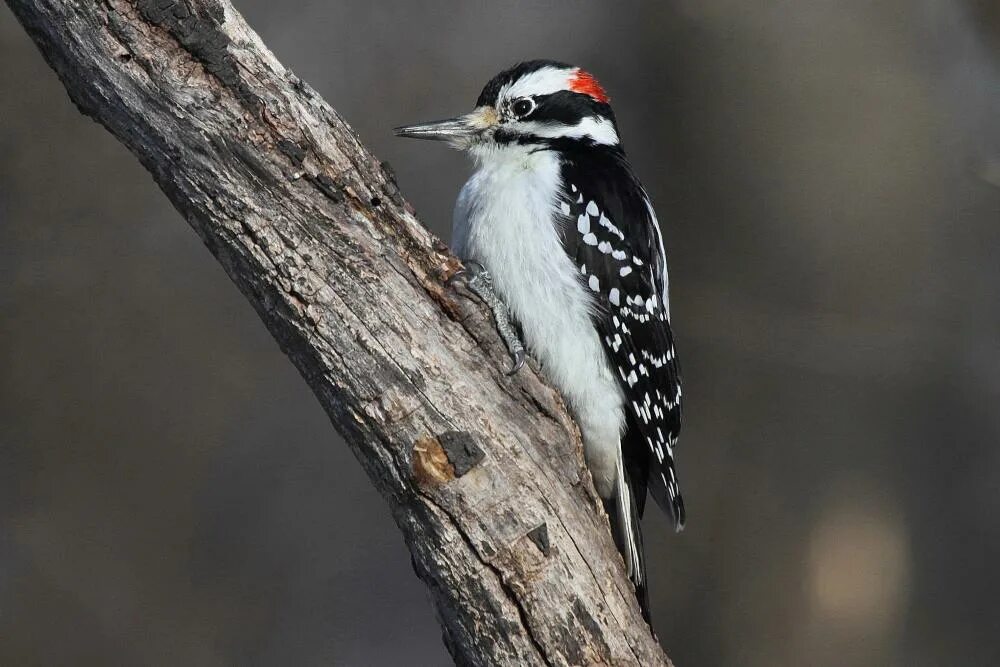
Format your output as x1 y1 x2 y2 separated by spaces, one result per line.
396 60 684 621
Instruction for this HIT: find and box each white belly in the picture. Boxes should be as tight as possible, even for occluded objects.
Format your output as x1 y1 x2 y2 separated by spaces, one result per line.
453 148 624 496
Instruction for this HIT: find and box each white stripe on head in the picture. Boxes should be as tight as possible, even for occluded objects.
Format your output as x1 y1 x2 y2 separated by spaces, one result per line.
518 116 620 146
501 66 575 100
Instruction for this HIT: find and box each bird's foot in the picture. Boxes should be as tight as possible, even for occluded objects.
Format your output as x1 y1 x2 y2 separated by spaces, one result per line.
449 261 526 375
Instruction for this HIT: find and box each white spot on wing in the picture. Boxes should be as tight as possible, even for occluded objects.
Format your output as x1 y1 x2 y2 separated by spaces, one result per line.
598 213 625 241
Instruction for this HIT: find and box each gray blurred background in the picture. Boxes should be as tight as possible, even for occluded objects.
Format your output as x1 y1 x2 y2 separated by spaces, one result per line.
2 1 999 665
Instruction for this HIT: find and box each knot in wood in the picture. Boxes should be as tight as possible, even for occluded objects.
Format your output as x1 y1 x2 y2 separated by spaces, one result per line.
412 430 484 487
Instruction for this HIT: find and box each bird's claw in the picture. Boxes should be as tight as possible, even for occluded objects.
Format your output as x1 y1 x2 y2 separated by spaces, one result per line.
446 268 467 288
507 346 526 376
446 261 486 288
449 260 526 377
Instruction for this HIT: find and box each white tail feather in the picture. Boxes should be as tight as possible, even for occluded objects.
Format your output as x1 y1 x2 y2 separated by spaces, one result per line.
614 453 643 586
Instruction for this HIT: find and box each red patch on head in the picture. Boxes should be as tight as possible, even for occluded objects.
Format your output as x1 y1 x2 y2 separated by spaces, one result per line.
568 69 610 104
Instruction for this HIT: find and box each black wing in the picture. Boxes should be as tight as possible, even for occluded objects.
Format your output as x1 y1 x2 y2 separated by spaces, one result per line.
557 149 685 529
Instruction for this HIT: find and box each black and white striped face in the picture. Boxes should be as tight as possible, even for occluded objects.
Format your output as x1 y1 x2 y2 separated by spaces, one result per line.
395 60 620 152
476 60 620 149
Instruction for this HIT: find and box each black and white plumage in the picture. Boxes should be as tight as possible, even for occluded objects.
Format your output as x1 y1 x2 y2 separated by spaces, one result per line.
559 154 685 527
396 60 684 621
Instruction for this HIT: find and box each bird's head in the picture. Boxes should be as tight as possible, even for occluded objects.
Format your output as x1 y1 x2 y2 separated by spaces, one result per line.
394 60 620 157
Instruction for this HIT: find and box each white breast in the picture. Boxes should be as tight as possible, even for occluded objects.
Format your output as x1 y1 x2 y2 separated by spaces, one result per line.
452 147 624 496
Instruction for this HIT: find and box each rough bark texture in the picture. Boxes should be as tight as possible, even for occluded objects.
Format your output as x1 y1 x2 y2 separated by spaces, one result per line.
6 1 672 664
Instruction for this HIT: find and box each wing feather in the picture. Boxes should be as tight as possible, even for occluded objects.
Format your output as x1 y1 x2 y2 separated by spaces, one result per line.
557 151 685 528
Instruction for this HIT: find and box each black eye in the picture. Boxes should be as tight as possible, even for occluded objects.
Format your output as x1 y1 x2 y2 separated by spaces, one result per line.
512 98 535 118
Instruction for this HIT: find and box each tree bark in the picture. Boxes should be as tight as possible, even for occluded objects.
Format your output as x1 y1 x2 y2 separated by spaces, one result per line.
6 1 672 664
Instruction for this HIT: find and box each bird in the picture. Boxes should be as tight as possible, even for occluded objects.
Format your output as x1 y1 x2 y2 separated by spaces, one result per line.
395 60 684 623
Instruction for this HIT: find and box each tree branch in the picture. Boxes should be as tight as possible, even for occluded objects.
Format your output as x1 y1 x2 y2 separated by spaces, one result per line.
6 1 672 664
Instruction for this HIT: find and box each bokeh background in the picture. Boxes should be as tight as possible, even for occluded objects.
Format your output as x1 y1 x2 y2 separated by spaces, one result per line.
3 1 999 665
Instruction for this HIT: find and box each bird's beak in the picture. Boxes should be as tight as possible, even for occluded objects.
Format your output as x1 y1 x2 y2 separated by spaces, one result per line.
394 107 498 148
394 116 475 141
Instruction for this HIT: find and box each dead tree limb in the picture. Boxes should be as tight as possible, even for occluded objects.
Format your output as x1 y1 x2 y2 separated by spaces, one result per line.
6 1 673 664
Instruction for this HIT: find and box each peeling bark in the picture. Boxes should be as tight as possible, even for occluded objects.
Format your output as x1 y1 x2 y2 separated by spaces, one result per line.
6 1 673 664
